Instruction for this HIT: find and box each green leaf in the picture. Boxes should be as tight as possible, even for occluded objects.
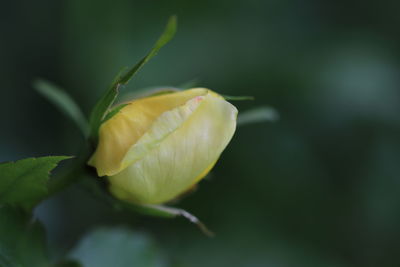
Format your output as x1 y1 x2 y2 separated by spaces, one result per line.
0 205 50 267
69 227 168 267
222 95 255 101
237 106 279 126
89 16 177 143
0 156 71 210
33 79 89 138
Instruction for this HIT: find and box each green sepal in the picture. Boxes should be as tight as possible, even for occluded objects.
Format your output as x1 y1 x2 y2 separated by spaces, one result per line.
222 95 255 101
102 87 183 124
177 79 200 89
88 16 177 143
80 177 213 237
124 202 214 237
117 87 180 105
101 104 129 124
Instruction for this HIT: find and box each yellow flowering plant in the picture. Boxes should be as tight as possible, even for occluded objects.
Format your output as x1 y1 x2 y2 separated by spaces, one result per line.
29 16 277 235
89 89 237 204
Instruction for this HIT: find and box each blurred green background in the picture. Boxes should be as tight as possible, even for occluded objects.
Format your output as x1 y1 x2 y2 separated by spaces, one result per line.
2 1 400 266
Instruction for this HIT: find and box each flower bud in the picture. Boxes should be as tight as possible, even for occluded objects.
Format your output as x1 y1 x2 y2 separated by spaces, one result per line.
88 88 237 204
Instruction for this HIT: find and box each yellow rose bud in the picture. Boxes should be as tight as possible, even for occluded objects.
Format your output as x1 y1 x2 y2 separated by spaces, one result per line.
88 88 237 205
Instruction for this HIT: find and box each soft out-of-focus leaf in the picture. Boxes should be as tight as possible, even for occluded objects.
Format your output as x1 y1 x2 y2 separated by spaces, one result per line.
0 156 71 210
33 79 89 137
0 206 49 267
69 227 167 267
89 16 177 143
222 95 255 101
237 106 279 126
54 260 82 267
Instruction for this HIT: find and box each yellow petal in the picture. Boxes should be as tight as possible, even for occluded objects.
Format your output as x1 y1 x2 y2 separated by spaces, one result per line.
120 94 206 171
88 88 208 176
108 92 237 204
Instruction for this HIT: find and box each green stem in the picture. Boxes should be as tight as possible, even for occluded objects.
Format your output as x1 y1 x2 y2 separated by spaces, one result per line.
47 145 93 197
47 162 85 196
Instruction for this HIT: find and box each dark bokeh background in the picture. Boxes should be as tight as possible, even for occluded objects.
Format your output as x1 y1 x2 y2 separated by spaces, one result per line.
2 1 400 266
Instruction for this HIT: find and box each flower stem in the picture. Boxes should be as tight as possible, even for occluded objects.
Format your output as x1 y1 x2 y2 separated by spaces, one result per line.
47 145 93 197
